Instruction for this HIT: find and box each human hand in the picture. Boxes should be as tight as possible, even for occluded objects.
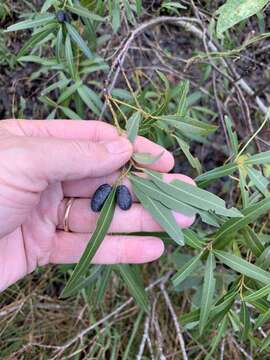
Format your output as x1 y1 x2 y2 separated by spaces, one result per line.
0 119 195 292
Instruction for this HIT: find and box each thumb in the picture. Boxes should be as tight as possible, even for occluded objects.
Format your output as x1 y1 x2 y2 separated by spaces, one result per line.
22 136 133 184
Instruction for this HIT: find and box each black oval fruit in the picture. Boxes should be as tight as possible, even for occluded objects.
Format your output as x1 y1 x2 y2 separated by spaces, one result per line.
116 185 132 211
91 184 112 212
56 10 68 23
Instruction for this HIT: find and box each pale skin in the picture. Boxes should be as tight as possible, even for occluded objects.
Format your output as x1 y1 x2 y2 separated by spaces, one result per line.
0 119 195 292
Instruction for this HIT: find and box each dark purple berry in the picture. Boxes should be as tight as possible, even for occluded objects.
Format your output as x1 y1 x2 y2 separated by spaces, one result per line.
91 184 112 212
56 10 69 23
116 185 132 211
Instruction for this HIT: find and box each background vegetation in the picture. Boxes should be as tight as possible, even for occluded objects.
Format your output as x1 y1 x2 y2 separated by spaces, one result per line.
1 0 270 359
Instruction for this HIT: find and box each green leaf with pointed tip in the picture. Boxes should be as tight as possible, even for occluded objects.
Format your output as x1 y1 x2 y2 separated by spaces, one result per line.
172 252 204 287
59 106 81 120
77 85 102 116
175 136 201 174
5 14 55 32
261 332 270 352
129 174 196 217
18 25 55 57
214 250 270 284
116 265 149 313
65 34 77 79
58 80 82 104
204 316 228 360
240 301 250 341
176 80 189 117
254 309 270 329
61 187 116 298
214 198 270 249
67 4 105 22
244 151 270 166
95 266 112 306
66 23 93 59
199 252 216 335
241 227 264 257
132 152 163 165
143 169 241 218
195 163 237 186
132 183 184 245
247 167 269 196
56 26 63 63
126 112 141 143
244 282 270 302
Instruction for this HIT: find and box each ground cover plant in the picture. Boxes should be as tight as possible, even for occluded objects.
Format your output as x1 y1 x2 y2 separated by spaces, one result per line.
1 0 270 359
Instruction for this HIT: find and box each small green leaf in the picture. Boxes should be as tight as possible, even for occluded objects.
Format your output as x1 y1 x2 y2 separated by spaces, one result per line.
67 4 105 22
175 136 201 174
214 198 270 249
56 26 63 63
199 252 216 335
77 85 102 116
132 152 163 165
143 169 241 218
196 163 237 186
247 167 269 196
95 266 112 305
18 26 55 57
261 332 270 352
241 227 264 257
116 265 149 313
126 112 141 143
5 14 55 32
225 116 238 158
58 80 82 104
172 252 204 287
66 23 93 59
65 34 77 79
244 282 270 302
176 80 189 117
59 106 81 120
132 183 184 245
240 301 250 341
61 187 116 297
204 316 228 360
214 250 270 284
254 309 270 329
244 151 270 166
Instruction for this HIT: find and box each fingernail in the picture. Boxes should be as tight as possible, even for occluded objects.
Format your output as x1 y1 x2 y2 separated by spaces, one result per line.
105 138 132 154
144 238 165 260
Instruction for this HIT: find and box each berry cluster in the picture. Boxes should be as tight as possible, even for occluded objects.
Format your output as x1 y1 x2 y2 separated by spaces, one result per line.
91 184 132 212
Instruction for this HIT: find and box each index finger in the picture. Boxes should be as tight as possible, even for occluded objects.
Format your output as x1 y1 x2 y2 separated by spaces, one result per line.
3 119 174 172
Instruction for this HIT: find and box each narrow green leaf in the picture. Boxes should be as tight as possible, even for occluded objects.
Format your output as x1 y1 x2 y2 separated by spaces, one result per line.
5 14 55 32
132 152 164 165
172 252 204 287
196 163 237 184
41 0 57 13
126 112 141 143
261 332 270 352
241 227 264 257
129 174 197 217
199 252 216 335
143 169 241 218
56 26 63 63
58 80 82 104
116 265 149 313
254 309 270 329
95 266 112 305
62 265 102 298
239 167 249 208
61 187 116 297
122 311 144 360
59 106 81 120
41 78 70 97
66 23 93 59
77 85 102 116
183 229 205 250
132 183 184 245
18 26 54 57
65 34 77 79
18 56 59 66
204 316 228 360
244 151 270 166
214 198 270 249
176 136 201 174
67 4 105 22
158 115 217 136
225 116 238 158
240 301 250 341
214 250 270 284
176 80 189 117
247 167 269 196
244 282 270 302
